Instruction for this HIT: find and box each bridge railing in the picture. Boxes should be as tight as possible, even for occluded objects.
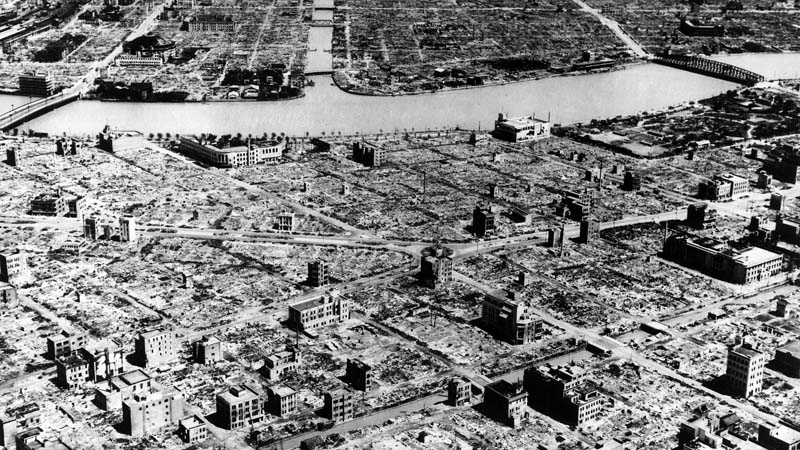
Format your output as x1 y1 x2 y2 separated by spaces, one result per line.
0 91 79 128
653 55 766 85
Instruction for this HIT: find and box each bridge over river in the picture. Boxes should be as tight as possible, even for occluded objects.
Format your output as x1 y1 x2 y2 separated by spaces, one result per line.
653 55 766 86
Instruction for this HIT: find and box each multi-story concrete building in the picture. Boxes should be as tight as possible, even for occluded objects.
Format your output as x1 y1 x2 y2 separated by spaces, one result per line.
523 364 605 426
29 192 67 216
419 246 454 289
555 190 591 221
307 260 330 287
276 213 295 232
0 282 17 305
216 385 265 430
119 217 137 243
46 330 88 360
188 14 237 32
18 72 53 97
55 352 91 388
83 217 100 240
352 142 384 167
493 113 551 142
6 148 17 167
134 328 178 367
448 377 472 407
263 348 301 381
95 369 153 410
472 206 497 238
122 389 183 436
663 235 783 284
79 340 125 382
687 202 717 230
346 359 372 391
726 339 767 398
288 292 350 332
0 250 27 285
267 384 297 417
177 415 208 443
483 380 528 427
193 335 222 364
323 388 354 423
481 290 542 345
699 173 749 201
758 422 800 450
579 217 599 244
179 136 284 168
1 402 42 447
774 341 800 378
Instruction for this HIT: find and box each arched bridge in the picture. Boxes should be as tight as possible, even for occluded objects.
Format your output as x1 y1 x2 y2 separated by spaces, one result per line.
0 90 80 132
653 55 766 86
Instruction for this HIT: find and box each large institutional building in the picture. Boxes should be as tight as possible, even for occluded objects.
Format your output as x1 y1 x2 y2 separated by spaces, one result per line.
663 235 782 284
481 290 542 345
134 328 178 368
493 113 551 142
179 136 285 168
288 292 350 331
726 338 767 398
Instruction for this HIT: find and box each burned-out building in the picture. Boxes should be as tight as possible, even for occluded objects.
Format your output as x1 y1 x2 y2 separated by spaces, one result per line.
480 290 542 345
523 364 605 426
663 235 782 284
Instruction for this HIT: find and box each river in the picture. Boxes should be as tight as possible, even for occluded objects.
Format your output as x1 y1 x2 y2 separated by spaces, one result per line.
7 53 800 136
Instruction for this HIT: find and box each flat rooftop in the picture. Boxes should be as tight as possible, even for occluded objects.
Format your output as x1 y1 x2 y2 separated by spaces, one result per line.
766 424 800 444
270 384 296 397
779 340 800 355
218 385 259 404
180 414 205 428
733 247 782 267
730 344 764 359
118 369 151 386
290 295 330 312
485 380 525 398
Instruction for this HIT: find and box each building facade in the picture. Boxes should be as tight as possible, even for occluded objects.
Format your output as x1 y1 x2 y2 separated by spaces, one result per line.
179 136 285 168
493 113 551 142
288 292 350 331
323 388 354 423
346 359 373 391
483 380 528 427
122 390 183 436
726 340 767 398
0 251 27 285
448 377 472 407
663 235 782 284
263 348 301 381
46 330 88 360
267 385 297 417
473 206 497 238
419 246 454 289
193 335 222 364
481 290 542 345
523 364 605 426
307 260 330 287
352 142 384 167
216 385 265 430
134 328 178 367
177 415 208 443
774 341 800 378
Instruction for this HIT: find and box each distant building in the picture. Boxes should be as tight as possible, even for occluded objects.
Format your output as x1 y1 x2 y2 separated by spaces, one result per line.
122 389 183 436
267 384 297 417
118 33 176 67
622 171 641 191
276 213 295 232
699 174 748 201
323 388 354 423
188 14 237 32
687 202 717 230
472 206 497 238
524 364 605 426
14 426 69 450
493 113 551 142
6 148 17 166
193 335 222 364
177 415 208 443
46 330 88 360
263 348 301 381
346 359 373 391
555 190 591 221
18 73 53 97
0 282 17 305
119 217 137 243
419 246 454 289
83 217 99 240
55 352 90 388
29 192 68 216
548 226 564 248
764 144 800 183
757 171 773 189
352 142 385 167
579 217 599 244
774 214 800 244
482 380 528 427
679 19 724 37
726 339 767 398
134 328 178 367
179 136 285 168
758 422 800 450
288 292 350 331
94 369 153 410
481 290 542 345
307 260 330 287
448 377 472 407
0 251 27 285
774 341 800 378
216 385 265 430
663 235 782 284
771 193 785 211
